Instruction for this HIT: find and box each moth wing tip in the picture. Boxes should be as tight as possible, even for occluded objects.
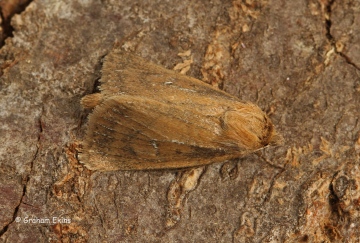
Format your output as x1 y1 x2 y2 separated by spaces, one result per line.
81 93 104 109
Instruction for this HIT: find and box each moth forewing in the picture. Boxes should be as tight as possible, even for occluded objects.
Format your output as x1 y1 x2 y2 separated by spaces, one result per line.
80 50 281 171
100 50 238 103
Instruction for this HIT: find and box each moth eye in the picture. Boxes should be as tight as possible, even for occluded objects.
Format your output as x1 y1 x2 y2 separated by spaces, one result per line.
261 118 273 145
261 116 283 146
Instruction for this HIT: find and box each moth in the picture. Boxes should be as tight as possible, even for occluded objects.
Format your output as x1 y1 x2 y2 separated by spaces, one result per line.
79 49 282 171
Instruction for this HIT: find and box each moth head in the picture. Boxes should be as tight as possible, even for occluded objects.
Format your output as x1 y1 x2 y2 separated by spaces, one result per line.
221 104 283 150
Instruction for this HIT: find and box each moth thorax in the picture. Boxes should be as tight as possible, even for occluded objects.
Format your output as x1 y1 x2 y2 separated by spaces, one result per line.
221 104 274 150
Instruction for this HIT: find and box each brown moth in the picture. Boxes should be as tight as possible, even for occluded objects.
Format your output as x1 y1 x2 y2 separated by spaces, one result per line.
79 49 282 171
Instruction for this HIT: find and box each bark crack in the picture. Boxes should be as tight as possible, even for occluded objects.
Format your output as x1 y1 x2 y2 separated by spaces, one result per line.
325 0 360 70
0 112 42 237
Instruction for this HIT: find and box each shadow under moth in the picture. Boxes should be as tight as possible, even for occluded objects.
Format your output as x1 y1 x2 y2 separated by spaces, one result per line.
79 49 282 171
